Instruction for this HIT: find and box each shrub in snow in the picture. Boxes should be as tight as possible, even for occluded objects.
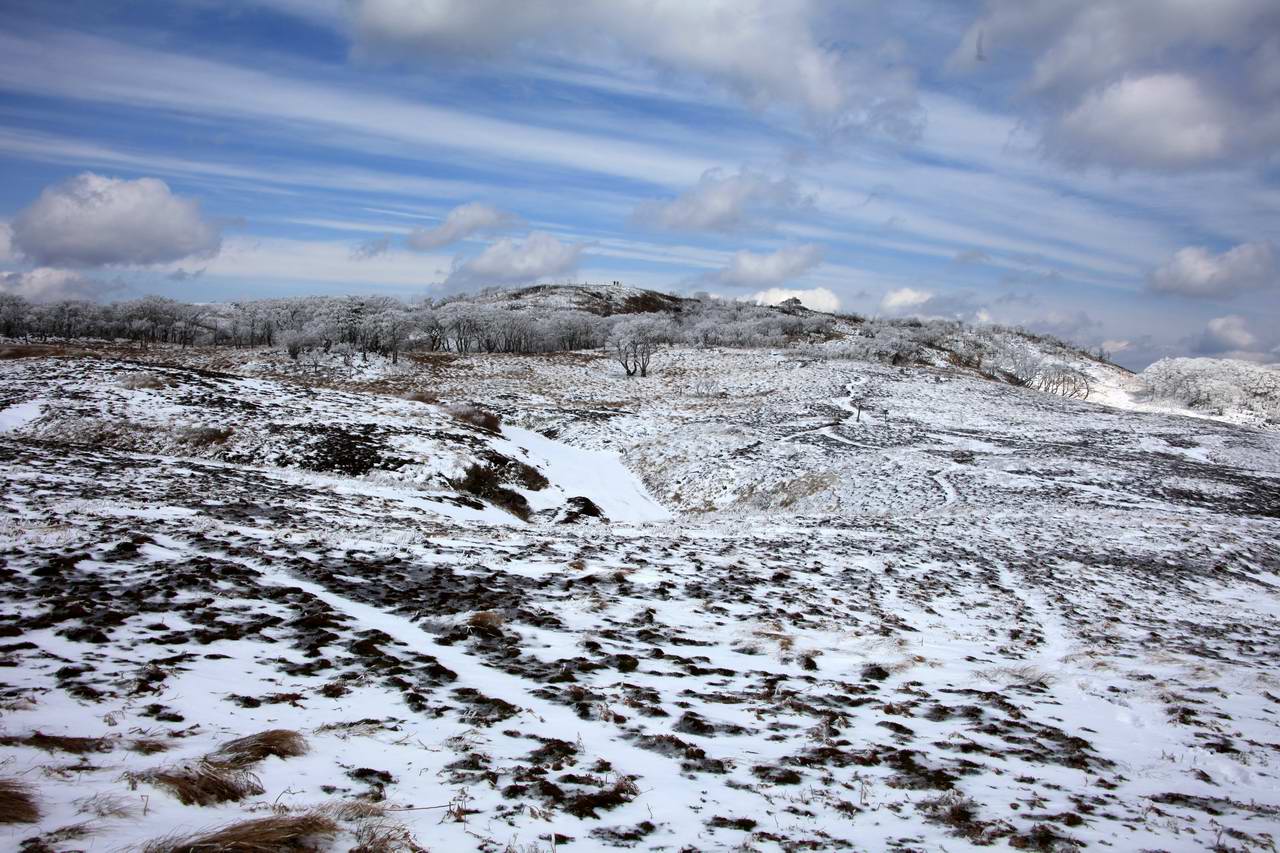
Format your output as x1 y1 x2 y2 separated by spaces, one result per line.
446 404 502 432
1141 358 1280 421
118 372 167 390
177 425 234 447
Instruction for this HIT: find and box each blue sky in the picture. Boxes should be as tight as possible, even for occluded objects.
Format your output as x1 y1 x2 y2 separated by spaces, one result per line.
1 0 1277 369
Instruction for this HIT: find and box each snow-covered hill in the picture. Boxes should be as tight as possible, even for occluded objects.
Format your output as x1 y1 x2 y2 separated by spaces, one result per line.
0 357 667 525
1 340 1279 852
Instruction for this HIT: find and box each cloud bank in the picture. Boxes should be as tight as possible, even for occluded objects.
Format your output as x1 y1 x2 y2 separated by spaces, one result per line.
0 267 116 302
707 243 824 288
954 0 1280 171
1148 241 1276 298
447 231 583 286
751 286 839 313
11 173 222 268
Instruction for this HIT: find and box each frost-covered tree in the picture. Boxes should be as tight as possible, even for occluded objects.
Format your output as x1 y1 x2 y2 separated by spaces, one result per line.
609 314 673 377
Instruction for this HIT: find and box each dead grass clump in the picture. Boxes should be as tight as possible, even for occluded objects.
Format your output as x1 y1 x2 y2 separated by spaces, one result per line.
978 665 1054 690
468 610 505 630
24 820 98 848
128 738 172 755
564 776 641 818
918 791 994 841
209 729 308 768
126 762 264 806
350 818 425 853
75 791 136 819
0 731 112 754
141 813 339 853
403 390 439 405
119 373 168 391
325 801 387 821
455 463 532 521
178 425 235 447
446 404 502 432
0 777 40 823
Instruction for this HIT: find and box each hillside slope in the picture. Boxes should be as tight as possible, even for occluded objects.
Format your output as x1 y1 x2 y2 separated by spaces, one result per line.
1 343 1278 852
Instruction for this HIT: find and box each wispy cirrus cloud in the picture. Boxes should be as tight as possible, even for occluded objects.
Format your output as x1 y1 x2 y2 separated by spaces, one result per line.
0 29 723 188
349 0 921 134
407 202 519 250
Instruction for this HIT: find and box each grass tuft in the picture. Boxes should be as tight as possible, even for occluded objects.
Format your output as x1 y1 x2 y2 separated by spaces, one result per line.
209 729 309 768
126 762 265 806
0 731 112 754
0 777 40 823
141 813 339 853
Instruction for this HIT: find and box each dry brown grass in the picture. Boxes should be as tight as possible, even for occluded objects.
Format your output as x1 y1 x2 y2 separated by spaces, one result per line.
350 818 426 853
445 403 502 432
25 820 98 848
128 738 172 755
126 762 265 806
402 389 439 405
0 731 112 754
141 813 339 853
467 610 505 630
0 777 40 823
209 729 308 768
0 344 88 360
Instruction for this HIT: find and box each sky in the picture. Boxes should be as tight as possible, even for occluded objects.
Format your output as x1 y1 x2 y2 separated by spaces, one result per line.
0 0 1277 369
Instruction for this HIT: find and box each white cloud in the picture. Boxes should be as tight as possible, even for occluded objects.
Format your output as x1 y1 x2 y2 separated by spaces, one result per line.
636 168 802 232
0 222 13 262
879 287 992 322
407 202 518 250
1051 74 1227 170
1196 315 1262 356
953 1 1280 170
350 0 920 132
880 287 932 311
11 173 221 268
1148 241 1276 297
708 243 824 288
1026 309 1100 341
0 267 116 302
447 231 583 286
750 286 840 313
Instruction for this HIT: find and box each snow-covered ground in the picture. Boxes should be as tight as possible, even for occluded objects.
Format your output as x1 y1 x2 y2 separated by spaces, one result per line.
2 345 1278 852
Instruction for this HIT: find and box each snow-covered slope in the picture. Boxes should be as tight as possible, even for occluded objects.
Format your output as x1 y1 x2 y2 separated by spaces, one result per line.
0 357 665 525
2 345 1279 852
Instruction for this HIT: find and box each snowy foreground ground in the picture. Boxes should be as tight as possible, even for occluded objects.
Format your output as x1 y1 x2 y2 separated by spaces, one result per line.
1 345 1279 852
